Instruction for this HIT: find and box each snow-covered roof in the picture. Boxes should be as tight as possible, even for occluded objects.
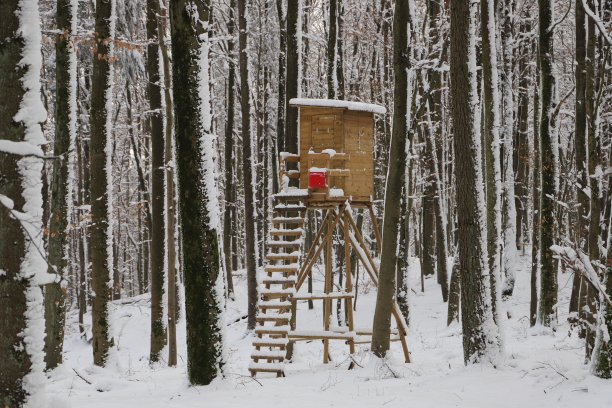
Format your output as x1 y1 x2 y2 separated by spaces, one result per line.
289 98 386 115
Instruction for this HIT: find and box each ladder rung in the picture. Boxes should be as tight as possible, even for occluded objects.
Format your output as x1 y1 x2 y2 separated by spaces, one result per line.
253 340 288 349
261 290 295 299
248 362 285 373
251 350 286 360
262 277 296 285
274 204 307 212
270 229 304 237
288 330 355 340
259 301 292 310
265 264 299 272
255 326 289 335
257 314 290 323
265 253 300 261
267 240 302 248
291 291 354 301
272 217 304 224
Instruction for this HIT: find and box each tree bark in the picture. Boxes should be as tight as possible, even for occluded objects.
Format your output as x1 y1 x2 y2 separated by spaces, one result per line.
169 0 223 385
371 0 410 357
238 0 259 331
0 1 46 404
585 7 599 358
285 0 299 160
327 0 338 98
450 0 501 362
481 0 502 319
514 20 531 252
530 58 540 327
44 0 77 370
147 0 167 364
223 0 237 297
90 0 115 367
537 0 558 326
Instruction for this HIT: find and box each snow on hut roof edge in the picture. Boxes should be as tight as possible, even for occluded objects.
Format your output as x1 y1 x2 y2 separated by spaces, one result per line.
289 98 387 115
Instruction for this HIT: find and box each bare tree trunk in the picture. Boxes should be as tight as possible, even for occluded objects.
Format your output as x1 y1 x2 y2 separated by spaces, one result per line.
514 20 531 252
450 0 501 362
147 0 167 363
169 0 222 385
0 1 46 403
44 0 77 370
530 57 540 328
371 0 410 357
238 0 259 330
585 6 599 358
158 0 178 367
90 0 115 367
327 0 338 98
285 0 299 161
224 0 237 297
537 0 558 326
481 0 502 319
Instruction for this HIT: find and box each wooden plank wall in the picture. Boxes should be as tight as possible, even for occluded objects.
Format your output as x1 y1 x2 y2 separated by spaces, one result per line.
296 106 374 200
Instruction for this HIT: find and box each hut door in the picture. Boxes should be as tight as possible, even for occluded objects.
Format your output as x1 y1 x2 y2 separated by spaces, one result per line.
311 114 336 151
344 119 374 199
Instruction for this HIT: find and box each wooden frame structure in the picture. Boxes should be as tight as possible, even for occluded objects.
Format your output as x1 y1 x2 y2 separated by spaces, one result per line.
249 99 410 377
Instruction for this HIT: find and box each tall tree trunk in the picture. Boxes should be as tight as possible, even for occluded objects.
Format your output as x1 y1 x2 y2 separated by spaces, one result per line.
592 153 612 378
327 0 338 98
158 0 178 367
421 177 436 278
530 55 540 328
481 0 502 320
450 0 501 362
514 20 530 252
238 0 259 331
537 0 558 326
371 0 410 357
169 0 223 385
148 0 167 364
44 0 77 370
273 0 286 196
585 7 599 358
569 0 588 331
285 0 299 160
396 183 410 322
426 0 449 302
336 0 345 98
500 0 518 297
0 0 47 404
90 0 115 367
223 0 237 297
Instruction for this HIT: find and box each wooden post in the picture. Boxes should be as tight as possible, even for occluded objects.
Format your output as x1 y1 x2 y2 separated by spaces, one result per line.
367 203 383 254
323 210 333 364
286 299 297 360
343 210 356 361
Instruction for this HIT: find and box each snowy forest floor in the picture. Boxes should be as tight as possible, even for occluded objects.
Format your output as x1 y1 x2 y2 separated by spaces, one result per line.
47 250 612 407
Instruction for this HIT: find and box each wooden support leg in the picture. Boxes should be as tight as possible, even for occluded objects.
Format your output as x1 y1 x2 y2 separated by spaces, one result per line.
343 210 412 364
367 203 382 254
323 210 333 364
286 300 297 360
343 211 356 368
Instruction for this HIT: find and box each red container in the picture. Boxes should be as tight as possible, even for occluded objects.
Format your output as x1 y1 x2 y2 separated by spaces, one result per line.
309 171 327 189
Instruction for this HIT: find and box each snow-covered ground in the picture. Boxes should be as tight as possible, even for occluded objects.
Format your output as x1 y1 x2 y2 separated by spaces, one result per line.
47 252 611 407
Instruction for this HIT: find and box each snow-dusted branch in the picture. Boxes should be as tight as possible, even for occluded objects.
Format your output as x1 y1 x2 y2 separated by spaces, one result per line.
580 0 612 46
0 193 60 286
0 140 66 160
551 245 612 308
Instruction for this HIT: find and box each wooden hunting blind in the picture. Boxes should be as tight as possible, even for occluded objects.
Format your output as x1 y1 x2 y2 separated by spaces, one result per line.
249 99 411 378
284 98 385 202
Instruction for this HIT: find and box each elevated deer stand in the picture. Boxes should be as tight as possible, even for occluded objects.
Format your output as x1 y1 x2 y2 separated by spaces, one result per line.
249 99 410 377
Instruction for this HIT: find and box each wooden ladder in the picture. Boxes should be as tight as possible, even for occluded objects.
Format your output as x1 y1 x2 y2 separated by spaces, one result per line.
248 192 307 377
